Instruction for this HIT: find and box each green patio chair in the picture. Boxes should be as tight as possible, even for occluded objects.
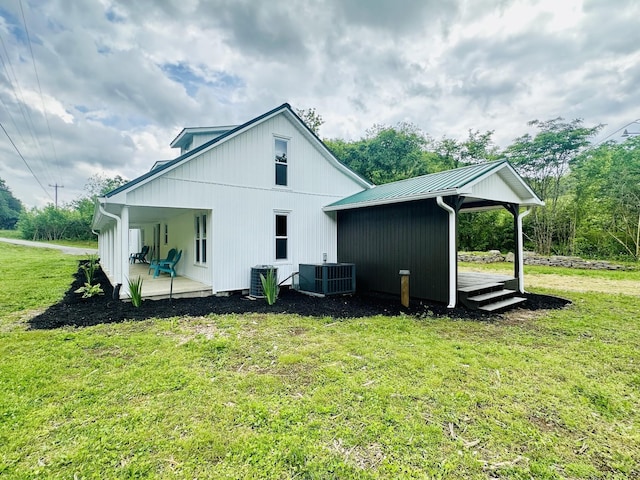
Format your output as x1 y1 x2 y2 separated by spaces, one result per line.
152 249 182 278
130 245 149 264
148 248 176 275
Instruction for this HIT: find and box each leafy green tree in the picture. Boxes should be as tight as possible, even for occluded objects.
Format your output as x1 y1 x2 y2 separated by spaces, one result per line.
326 123 438 184
571 137 640 260
503 118 602 255
0 178 23 229
295 107 324 135
458 210 515 252
84 174 128 197
433 130 498 169
17 174 128 241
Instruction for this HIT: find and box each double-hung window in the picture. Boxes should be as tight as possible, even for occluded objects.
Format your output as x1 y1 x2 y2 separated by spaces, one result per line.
275 138 288 186
275 213 288 260
195 214 207 264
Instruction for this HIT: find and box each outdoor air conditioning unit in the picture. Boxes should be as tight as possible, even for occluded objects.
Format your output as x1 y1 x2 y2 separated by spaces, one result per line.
250 265 277 297
298 263 356 295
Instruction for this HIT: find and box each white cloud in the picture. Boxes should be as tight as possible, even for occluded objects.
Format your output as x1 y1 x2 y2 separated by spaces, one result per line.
0 0 638 207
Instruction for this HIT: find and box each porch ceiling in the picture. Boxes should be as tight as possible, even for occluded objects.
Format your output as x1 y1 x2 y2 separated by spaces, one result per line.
127 206 195 227
96 204 198 229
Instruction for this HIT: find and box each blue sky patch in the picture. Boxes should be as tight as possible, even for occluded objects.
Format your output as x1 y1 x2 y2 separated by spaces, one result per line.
0 6 28 45
161 62 244 98
105 7 125 23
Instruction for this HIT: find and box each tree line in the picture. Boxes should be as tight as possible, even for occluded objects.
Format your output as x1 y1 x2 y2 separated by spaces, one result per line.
322 117 638 261
0 175 127 242
1 113 638 261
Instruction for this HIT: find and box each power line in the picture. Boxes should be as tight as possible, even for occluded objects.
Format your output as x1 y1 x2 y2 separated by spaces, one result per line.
0 121 54 203
0 32 55 186
19 0 63 186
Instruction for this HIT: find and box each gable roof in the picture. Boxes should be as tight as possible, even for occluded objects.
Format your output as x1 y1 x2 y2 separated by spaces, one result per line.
104 103 372 199
324 160 544 211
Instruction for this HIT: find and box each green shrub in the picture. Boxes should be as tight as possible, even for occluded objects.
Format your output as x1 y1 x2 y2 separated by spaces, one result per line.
74 283 103 298
259 268 279 305
81 255 99 284
127 276 143 307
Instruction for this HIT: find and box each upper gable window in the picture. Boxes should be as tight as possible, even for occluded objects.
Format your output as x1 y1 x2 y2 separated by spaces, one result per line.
275 138 288 186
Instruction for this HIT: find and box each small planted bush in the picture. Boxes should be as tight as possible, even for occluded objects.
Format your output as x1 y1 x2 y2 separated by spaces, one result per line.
259 268 279 305
75 255 103 298
128 276 143 307
81 254 100 284
74 282 104 298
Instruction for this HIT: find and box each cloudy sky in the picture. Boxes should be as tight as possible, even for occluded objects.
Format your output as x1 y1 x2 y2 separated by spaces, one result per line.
1 0 639 208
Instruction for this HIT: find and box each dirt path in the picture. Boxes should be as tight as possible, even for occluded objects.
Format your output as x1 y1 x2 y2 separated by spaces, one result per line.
525 274 639 296
461 266 639 296
0 237 97 256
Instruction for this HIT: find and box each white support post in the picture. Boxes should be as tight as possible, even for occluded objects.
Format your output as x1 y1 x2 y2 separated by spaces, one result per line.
516 208 531 294
120 205 130 291
436 196 457 308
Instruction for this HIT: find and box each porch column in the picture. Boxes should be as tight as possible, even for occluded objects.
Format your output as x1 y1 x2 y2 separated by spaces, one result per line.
514 207 531 294
120 206 130 289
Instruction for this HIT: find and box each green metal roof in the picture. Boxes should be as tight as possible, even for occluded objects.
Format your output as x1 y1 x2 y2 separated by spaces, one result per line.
325 160 539 211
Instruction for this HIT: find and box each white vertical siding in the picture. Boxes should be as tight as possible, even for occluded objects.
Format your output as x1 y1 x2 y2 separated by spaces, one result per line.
472 174 521 204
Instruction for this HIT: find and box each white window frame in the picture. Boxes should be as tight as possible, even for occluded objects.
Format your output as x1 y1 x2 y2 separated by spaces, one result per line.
274 211 290 262
274 136 289 187
194 213 207 265
164 224 169 245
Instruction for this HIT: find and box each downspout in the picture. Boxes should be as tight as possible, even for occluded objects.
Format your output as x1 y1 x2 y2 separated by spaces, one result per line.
98 201 122 286
517 208 531 294
436 196 457 308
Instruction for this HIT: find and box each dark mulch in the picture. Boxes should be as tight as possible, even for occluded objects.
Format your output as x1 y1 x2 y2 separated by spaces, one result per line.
28 261 571 330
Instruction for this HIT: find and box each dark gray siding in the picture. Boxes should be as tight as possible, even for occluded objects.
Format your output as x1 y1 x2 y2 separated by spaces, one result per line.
337 198 451 303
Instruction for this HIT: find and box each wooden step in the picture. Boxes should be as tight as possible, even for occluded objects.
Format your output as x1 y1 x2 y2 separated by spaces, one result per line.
468 289 517 303
479 296 527 312
457 282 504 294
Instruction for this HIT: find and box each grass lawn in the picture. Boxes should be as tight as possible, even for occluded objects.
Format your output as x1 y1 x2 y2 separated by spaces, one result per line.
0 230 98 249
1 243 638 479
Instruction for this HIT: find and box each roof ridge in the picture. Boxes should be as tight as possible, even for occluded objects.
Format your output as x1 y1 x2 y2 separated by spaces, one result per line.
370 160 505 189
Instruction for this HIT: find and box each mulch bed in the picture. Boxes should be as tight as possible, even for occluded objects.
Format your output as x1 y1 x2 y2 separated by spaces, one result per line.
29 261 571 330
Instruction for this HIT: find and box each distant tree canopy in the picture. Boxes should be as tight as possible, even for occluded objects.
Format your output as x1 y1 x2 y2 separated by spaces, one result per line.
503 118 603 255
0 178 23 229
17 174 128 242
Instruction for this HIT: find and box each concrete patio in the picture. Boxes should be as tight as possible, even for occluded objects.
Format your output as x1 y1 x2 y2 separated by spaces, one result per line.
125 263 212 300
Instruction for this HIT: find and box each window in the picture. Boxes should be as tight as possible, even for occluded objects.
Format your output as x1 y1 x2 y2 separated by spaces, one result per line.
195 214 207 264
275 138 288 186
275 214 287 260
164 224 168 245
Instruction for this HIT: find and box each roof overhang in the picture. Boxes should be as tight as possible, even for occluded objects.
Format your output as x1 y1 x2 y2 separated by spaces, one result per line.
323 161 544 212
323 188 465 212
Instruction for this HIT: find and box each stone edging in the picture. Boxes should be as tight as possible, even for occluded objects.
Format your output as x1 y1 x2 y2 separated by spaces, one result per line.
458 250 632 271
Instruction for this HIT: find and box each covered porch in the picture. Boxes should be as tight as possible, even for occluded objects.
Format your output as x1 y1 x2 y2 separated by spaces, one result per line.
94 201 214 300
125 263 212 300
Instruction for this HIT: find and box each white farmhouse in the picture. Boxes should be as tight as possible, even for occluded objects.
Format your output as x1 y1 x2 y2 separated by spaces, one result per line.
92 103 371 298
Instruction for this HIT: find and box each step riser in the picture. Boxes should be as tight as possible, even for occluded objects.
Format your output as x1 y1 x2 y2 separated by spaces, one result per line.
458 283 525 312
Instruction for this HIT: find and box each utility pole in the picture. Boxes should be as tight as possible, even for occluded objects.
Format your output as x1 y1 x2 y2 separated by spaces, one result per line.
49 183 64 208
